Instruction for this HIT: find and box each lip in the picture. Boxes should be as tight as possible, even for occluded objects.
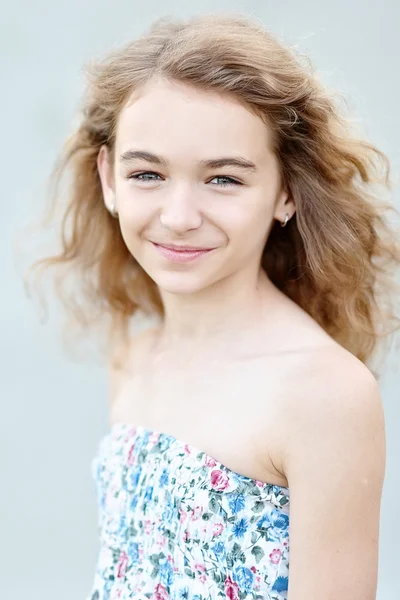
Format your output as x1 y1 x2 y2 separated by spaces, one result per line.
151 242 215 263
153 242 213 251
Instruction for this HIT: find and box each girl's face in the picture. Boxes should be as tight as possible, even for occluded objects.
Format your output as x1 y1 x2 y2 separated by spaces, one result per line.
97 78 294 295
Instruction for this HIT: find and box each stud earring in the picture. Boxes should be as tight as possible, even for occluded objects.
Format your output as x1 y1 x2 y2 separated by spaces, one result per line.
109 199 118 218
281 213 290 228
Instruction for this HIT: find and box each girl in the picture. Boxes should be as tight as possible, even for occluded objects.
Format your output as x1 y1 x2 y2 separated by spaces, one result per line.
29 12 399 600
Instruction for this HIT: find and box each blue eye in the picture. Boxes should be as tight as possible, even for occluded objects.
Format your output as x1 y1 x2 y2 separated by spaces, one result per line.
127 172 242 187
210 176 242 187
128 172 161 182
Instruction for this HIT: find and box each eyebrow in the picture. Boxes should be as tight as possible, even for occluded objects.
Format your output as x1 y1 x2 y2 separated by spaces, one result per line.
119 150 258 172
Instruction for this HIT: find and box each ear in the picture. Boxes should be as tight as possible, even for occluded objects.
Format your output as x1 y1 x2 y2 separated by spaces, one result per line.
274 185 296 223
97 145 116 214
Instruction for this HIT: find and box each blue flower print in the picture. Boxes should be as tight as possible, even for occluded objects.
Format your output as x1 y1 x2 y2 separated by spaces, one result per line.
102 579 113 600
212 541 226 561
130 465 142 487
257 513 270 529
272 510 289 535
118 515 126 535
228 493 245 514
130 494 139 511
144 485 153 502
272 575 289 593
128 541 139 564
258 509 289 541
232 517 248 538
233 566 254 593
257 511 282 542
162 501 175 524
159 468 169 488
160 558 174 586
158 434 172 452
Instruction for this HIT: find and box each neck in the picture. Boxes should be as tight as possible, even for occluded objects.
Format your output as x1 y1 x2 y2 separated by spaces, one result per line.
156 267 282 356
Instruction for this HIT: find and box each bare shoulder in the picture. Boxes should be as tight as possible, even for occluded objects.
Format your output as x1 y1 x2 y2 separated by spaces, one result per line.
294 341 380 406
279 342 384 461
107 323 160 406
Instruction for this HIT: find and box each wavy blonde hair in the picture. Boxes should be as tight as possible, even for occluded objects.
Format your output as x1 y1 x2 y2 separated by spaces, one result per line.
26 12 400 371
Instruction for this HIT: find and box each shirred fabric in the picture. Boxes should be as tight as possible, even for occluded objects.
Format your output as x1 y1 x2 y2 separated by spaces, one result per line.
87 423 290 600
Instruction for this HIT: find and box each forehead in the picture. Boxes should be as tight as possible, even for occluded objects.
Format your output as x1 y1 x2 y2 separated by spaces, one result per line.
115 79 275 162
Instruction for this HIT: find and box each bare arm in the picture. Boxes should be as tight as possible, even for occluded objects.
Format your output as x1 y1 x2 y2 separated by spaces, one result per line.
282 362 386 600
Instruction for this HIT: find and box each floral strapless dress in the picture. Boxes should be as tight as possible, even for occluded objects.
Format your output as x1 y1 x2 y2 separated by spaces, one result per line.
86 423 290 600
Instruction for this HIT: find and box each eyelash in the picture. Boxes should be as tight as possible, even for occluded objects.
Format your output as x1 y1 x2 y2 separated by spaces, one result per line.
127 172 243 187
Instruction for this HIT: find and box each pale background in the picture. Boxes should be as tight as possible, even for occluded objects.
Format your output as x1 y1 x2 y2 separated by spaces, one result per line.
2 1 399 599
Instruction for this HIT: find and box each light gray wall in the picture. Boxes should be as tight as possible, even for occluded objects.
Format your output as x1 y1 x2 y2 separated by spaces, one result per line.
2 1 399 599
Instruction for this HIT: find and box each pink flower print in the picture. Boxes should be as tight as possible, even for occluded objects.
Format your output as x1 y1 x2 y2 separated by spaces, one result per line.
224 576 240 600
183 530 189 542
205 455 217 467
212 522 224 537
151 583 169 600
127 442 136 465
117 550 128 579
269 548 282 564
210 469 230 491
110 588 122 600
184 444 192 454
179 509 188 523
144 519 154 534
194 563 207 584
255 480 265 488
190 506 203 521
149 431 159 445
156 534 167 549
255 575 261 588
124 427 136 442
250 566 257 574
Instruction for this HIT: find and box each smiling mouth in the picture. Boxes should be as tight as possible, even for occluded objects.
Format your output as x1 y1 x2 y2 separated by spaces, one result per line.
151 242 216 262
153 242 214 251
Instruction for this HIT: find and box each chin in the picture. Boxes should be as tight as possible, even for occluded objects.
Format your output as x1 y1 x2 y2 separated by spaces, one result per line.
150 270 213 295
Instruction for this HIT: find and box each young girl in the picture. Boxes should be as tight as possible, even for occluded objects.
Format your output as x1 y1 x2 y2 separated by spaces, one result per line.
29 12 399 600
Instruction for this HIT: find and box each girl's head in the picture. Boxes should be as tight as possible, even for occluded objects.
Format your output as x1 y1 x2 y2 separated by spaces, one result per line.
28 12 400 368
97 76 294 297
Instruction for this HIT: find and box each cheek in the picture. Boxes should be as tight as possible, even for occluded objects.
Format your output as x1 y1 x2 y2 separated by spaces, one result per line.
117 191 155 232
216 201 272 244
116 206 153 258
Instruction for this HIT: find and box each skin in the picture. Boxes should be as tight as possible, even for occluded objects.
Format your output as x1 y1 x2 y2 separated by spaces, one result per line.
97 77 386 599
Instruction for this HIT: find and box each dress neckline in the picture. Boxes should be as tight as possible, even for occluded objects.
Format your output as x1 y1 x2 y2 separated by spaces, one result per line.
102 421 290 495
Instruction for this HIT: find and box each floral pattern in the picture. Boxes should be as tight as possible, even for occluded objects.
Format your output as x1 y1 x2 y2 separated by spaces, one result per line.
87 423 290 600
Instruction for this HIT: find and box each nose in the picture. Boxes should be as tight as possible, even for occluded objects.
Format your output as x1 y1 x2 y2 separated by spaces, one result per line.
159 184 202 234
